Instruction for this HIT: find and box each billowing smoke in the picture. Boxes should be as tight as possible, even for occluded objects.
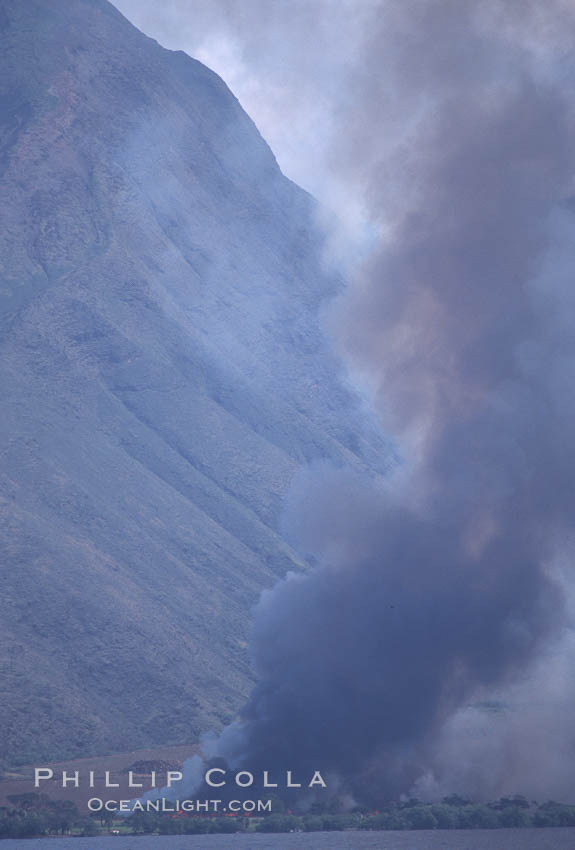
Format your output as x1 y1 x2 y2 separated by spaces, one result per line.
119 0 575 802
213 0 575 803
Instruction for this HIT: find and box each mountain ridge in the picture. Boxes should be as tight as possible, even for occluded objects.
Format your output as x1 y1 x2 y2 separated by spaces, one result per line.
0 0 387 765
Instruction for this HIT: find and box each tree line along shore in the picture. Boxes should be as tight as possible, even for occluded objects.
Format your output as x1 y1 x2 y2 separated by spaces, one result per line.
2 793 575 838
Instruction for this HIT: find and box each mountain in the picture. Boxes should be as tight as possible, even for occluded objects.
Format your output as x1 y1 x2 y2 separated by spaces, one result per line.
0 0 386 765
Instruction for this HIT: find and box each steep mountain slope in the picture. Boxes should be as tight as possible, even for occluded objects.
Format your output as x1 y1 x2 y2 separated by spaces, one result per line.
0 0 386 764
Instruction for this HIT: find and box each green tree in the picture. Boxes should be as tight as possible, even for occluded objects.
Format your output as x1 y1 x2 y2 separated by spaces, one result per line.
320 814 345 830
210 816 241 833
46 800 77 835
429 804 460 828
256 813 299 832
534 802 575 827
76 817 99 836
302 815 323 831
6 792 49 810
157 816 182 834
405 806 438 830
13 812 46 838
181 817 212 834
499 807 531 828
127 811 158 834
358 811 408 830
458 805 499 829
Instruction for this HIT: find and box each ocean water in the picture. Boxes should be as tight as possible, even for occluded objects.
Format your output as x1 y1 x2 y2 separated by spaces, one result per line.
2 829 575 849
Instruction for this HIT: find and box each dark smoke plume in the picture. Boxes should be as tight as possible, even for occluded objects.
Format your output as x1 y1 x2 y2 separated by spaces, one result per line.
210 0 575 803
127 0 575 803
